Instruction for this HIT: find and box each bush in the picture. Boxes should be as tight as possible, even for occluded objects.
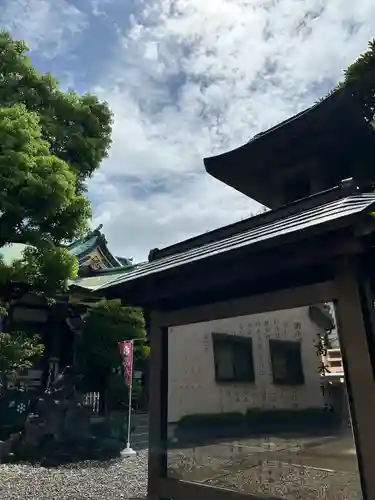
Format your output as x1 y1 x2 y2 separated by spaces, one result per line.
179 412 245 429
174 407 339 444
105 372 143 411
175 412 246 443
245 407 337 431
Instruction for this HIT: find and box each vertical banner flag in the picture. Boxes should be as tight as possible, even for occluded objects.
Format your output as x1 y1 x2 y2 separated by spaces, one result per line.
118 339 136 455
119 340 134 388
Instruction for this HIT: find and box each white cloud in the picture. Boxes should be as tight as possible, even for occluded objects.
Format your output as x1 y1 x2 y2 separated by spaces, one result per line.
3 0 375 262
89 0 375 261
1 0 86 57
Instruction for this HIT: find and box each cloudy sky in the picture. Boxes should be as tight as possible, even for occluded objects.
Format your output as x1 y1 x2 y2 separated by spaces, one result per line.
1 0 375 262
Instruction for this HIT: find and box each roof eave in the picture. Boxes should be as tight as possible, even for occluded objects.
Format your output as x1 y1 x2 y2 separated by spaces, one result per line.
96 238 123 267
73 195 375 304
204 86 375 200
95 215 365 297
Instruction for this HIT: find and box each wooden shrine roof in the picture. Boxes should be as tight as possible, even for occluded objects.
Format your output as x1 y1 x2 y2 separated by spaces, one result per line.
73 192 375 297
67 225 126 268
204 84 375 204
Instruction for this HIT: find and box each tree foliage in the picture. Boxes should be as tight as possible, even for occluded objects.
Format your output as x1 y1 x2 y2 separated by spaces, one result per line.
0 31 113 292
0 103 91 244
0 103 85 290
0 30 113 191
0 331 44 383
75 300 148 395
328 39 375 124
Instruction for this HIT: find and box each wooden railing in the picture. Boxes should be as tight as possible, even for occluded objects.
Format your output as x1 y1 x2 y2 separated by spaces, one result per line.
84 391 101 413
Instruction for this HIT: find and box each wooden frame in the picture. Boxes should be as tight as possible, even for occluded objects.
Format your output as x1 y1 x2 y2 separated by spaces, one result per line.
146 270 375 500
157 281 336 328
333 260 375 500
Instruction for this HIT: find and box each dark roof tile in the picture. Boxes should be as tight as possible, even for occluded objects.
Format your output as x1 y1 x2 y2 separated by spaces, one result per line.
81 194 375 293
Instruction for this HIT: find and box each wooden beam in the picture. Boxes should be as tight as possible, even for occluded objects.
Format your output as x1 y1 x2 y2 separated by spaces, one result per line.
102 228 359 307
333 260 375 500
165 235 353 304
158 281 336 327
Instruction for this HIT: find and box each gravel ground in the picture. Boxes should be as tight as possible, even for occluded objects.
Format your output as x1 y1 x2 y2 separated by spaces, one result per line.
0 437 363 500
204 461 362 499
0 451 148 500
167 436 362 500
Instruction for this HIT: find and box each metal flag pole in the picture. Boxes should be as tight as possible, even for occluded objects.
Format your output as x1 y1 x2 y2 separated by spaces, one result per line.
121 339 136 457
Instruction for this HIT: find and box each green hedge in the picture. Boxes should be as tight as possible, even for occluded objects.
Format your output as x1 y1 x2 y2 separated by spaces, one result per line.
245 407 337 427
179 412 245 429
174 407 338 444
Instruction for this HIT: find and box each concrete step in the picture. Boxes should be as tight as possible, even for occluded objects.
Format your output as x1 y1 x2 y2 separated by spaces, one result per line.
133 430 148 437
134 422 148 430
133 413 149 423
132 428 149 439
131 432 149 451
132 436 149 444
135 423 148 431
131 413 149 450
133 415 149 429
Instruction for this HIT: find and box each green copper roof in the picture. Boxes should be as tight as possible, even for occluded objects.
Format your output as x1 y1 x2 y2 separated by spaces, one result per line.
1 226 130 272
67 225 124 267
68 235 99 257
70 262 147 292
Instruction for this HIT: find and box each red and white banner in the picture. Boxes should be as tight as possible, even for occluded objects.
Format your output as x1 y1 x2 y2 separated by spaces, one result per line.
119 340 134 388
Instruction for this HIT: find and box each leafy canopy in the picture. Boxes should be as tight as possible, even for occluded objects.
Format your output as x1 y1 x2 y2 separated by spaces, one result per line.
328 39 375 124
0 104 91 247
0 331 44 380
0 30 113 191
0 31 113 292
0 103 87 290
75 300 148 392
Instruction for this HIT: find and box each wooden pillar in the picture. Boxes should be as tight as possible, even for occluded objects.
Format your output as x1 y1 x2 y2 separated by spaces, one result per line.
147 312 168 500
334 260 375 500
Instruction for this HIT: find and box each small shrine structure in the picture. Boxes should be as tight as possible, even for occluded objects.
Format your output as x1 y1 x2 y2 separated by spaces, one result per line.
77 83 375 499
0 226 133 388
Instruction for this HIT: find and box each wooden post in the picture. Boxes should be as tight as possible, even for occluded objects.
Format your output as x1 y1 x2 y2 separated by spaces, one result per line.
147 312 168 500
334 259 375 500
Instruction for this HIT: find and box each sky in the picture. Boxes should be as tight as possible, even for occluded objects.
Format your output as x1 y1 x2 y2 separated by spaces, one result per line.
1 0 375 262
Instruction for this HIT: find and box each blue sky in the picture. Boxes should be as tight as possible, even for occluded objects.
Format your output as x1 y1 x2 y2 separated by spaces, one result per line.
1 0 375 261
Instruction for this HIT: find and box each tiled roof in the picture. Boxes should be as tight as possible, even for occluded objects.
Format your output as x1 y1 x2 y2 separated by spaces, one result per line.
67 228 124 268
71 262 147 292
69 273 124 291
1 230 126 271
68 235 99 257
73 194 375 293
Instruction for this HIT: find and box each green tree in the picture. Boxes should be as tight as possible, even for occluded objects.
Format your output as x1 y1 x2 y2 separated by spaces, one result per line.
0 31 113 292
0 331 44 391
328 39 375 124
0 104 89 284
75 300 148 410
0 30 113 192
0 31 112 385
